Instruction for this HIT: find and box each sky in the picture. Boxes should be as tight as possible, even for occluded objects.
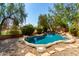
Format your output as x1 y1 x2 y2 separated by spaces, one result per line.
25 3 54 26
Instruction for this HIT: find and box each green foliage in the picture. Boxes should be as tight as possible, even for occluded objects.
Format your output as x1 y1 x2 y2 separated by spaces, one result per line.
77 31 79 37
69 22 79 36
37 4 79 37
1 30 9 35
48 3 79 36
0 3 27 34
0 3 27 24
36 27 43 34
69 28 78 36
38 14 49 32
1 26 21 35
9 25 21 35
51 25 56 32
21 24 35 35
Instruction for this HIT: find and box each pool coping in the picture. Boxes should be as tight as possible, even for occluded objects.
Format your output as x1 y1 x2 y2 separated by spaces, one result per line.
23 34 68 48
22 33 76 53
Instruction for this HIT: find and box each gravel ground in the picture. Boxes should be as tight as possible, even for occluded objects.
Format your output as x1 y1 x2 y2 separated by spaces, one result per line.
0 37 79 56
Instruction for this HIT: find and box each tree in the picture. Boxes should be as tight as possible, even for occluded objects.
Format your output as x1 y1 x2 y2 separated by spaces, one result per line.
0 3 27 34
36 26 43 34
9 25 22 35
50 4 69 29
46 14 58 32
21 24 35 35
48 4 79 32
38 14 49 32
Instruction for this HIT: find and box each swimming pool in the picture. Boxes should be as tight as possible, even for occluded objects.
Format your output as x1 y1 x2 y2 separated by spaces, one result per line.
25 33 66 44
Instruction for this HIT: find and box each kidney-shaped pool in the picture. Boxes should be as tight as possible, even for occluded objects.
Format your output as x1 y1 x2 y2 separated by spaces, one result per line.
24 33 66 45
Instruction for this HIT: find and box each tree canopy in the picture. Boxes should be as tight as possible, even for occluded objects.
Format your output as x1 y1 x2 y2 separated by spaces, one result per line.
0 3 27 34
37 3 79 35
38 14 49 32
48 4 79 32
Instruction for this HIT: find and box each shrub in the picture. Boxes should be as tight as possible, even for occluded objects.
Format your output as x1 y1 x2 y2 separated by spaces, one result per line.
21 24 35 35
77 31 79 37
43 27 48 32
36 27 43 34
69 27 78 36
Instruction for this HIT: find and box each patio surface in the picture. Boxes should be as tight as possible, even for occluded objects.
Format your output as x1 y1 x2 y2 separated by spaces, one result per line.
0 37 79 56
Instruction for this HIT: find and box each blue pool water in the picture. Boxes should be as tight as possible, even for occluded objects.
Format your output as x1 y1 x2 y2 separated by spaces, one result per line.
25 34 65 44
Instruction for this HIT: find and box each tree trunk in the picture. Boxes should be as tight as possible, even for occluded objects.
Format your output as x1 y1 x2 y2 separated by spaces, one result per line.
0 18 6 35
0 16 17 35
0 25 2 35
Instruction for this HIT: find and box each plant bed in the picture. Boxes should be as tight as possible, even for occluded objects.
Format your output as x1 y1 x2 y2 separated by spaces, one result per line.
0 35 23 40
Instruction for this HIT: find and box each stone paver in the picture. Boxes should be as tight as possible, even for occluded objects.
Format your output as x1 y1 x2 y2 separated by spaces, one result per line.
55 47 66 51
48 50 55 54
68 44 79 48
41 52 50 56
25 52 36 56
64 45 73 49
36 47 46 53
0 37 79 56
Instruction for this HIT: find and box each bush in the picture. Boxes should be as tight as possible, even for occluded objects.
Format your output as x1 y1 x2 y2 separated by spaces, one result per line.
43 27 48 32
21 24 35 35
69 27 78 36
77 31 79 37
36 27 43 34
